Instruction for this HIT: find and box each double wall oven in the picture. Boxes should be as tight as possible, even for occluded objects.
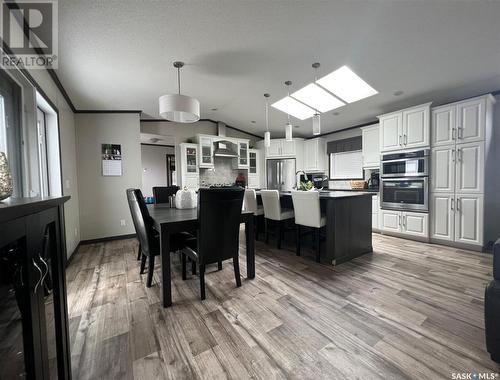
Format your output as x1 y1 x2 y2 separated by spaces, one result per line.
380 149 429 212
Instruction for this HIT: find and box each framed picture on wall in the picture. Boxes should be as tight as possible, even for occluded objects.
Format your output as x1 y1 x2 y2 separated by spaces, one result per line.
101 143 122 176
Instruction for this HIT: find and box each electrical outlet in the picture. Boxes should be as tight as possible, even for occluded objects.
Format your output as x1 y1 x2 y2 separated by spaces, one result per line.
120 219 126 226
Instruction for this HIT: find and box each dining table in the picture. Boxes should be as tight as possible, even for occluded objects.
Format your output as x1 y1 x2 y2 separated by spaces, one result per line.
147 204 255 307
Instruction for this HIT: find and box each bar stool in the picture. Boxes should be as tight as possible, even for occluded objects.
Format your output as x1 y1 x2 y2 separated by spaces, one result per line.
291 190 326 263
243 189 264 240
260 190 294 249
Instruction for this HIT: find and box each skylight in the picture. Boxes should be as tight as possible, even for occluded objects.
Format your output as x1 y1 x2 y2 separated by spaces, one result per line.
291 83 345 113
271 96 316 120
316 66 378 103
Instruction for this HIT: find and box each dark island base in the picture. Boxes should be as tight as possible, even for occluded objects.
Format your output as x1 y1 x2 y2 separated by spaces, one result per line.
257 192 373 265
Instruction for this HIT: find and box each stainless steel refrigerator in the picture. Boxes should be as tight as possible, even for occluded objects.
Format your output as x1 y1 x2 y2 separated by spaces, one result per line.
266 158 296 192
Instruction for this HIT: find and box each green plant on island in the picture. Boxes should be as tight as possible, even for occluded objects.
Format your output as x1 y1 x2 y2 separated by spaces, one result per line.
298 180 314 191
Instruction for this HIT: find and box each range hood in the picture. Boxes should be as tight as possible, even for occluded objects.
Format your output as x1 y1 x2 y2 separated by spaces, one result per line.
213 140 238 158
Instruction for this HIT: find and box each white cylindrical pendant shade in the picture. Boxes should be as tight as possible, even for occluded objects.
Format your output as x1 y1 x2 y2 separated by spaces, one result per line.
264 131 271 148
285 123 293 141
159 94 200 123
312 113 321 135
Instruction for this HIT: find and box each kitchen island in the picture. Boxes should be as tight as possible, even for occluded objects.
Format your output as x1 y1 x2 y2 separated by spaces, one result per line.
258 190 374 265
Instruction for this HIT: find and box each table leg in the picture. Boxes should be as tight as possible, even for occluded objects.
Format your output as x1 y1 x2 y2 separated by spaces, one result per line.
160 225 172 307
245 217 255 279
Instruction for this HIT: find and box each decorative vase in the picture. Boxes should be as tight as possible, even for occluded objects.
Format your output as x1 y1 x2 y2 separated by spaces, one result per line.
175 188 197 209
0 152 13 201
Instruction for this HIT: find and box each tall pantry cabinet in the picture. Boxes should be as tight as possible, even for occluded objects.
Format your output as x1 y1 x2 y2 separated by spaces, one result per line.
430 94 495 248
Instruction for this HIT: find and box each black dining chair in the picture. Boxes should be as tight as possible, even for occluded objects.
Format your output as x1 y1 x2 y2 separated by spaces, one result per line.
126 188 193 287
181 187 245 300
153 186 179 206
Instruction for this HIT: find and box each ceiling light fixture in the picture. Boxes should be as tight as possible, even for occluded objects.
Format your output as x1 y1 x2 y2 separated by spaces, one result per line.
159 61 200 123
284 81 293 141
316 65 377 103
264 93 271 148
271 96 316 120
311 63 322 135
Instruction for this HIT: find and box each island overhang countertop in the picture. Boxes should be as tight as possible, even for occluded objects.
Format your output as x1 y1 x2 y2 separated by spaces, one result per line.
256 190 375 199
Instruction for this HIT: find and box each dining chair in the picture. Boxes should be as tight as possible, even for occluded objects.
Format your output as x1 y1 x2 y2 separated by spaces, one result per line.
153 186 179 206
243 189 264 240
291 190 326 262
126 188 194 287
181 187 245 300
126 189 144 261
260 190 294 249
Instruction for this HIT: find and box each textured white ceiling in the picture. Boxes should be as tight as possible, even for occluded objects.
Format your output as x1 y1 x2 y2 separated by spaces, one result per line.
57 0 500 137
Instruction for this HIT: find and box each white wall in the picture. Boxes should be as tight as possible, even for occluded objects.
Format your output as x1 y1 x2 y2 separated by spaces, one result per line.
141 144 174 197
27 69 81 258
75 113 141 241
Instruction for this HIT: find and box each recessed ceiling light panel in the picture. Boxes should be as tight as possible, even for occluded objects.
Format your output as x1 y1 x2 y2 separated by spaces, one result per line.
271 96 316 120
291 83 345 113
317 66 378 103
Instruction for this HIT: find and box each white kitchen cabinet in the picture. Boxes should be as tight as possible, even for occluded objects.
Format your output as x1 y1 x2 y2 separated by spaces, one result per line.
456 97 485 144
403 212 428 237
380 210 401 233
431 105 456 147
431 146 455 193
379 103 431 152
281 140 296 156
402 104 430 149
304 138 326 172
247 149 260 189
266 138 304 159
455 142 484 194
379 112 402 152
430 193 455 242
179 143 199 189
267 140 281 157
371 194 379 230
198 136 214 168
455 194 483 245
238 140 249 168
381 209 428 237
361 124 380 168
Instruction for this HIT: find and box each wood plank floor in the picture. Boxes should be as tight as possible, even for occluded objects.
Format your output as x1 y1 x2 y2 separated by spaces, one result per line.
66 232 500 379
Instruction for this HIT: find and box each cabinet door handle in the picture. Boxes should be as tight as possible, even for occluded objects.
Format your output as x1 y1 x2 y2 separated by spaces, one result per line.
404 134 407 145
457 126 463 139
451 198 454 211
452 127 456 140
457 148 462 162
33 258 43 294
398 214 401 227
456 198 460 212
399 135 402 146
403 215 406 229
451 149 455 162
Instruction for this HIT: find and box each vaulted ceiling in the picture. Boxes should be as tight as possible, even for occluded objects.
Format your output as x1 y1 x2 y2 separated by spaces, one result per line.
57 0 500 137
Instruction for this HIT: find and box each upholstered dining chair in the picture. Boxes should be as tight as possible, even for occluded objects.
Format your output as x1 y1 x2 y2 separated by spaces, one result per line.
291 190 326 262
126 188 193 287
181 187 245 300
260 190 294 249
243 189 264 240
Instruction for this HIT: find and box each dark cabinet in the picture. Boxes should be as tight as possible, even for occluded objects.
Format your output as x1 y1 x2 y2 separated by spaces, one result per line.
0 196 71 379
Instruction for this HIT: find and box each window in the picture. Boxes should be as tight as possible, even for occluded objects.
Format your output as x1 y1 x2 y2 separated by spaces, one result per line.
329 150 363 179
37 107 49 196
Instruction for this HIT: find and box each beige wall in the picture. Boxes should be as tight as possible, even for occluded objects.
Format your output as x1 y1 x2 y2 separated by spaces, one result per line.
75 113 141 241
27 70 81 258
141 144 175 197
140 120 260 146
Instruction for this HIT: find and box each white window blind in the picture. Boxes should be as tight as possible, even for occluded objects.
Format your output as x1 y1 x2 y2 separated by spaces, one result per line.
329 150 363 179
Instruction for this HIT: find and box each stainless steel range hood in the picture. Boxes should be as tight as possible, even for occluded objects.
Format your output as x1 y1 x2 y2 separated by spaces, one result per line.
213 140 238 158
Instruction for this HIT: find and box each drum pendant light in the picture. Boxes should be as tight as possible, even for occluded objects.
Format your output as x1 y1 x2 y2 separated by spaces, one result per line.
312 62 321 135
264 93 271 148
159 61 200 123
284 81 293 141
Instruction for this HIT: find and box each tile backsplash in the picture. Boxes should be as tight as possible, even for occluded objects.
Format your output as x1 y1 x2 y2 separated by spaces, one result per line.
199 157 247 186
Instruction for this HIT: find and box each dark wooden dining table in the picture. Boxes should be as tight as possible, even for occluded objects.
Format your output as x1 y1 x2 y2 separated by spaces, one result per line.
147 204 255 307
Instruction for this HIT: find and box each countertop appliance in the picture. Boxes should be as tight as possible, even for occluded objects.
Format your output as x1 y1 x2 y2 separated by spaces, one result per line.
381 149 429 212
299 173 329 189
267 158 296 192
368 171 379 189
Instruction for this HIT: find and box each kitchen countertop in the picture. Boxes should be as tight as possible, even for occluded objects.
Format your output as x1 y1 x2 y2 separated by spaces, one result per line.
257 190 375 199
328 188 379 193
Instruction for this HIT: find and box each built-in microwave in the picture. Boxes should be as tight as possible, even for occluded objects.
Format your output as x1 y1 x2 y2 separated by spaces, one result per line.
381 149 429 177
380 177 429 212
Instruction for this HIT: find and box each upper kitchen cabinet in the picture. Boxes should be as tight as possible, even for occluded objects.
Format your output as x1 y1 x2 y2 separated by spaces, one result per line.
266 138 304 158
431 95 495 147
379 103 431 152
238 140 249 168
361 124 380 168
197 135 214 168
304 138 326 173
179 143 199 189
247 149 261 188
